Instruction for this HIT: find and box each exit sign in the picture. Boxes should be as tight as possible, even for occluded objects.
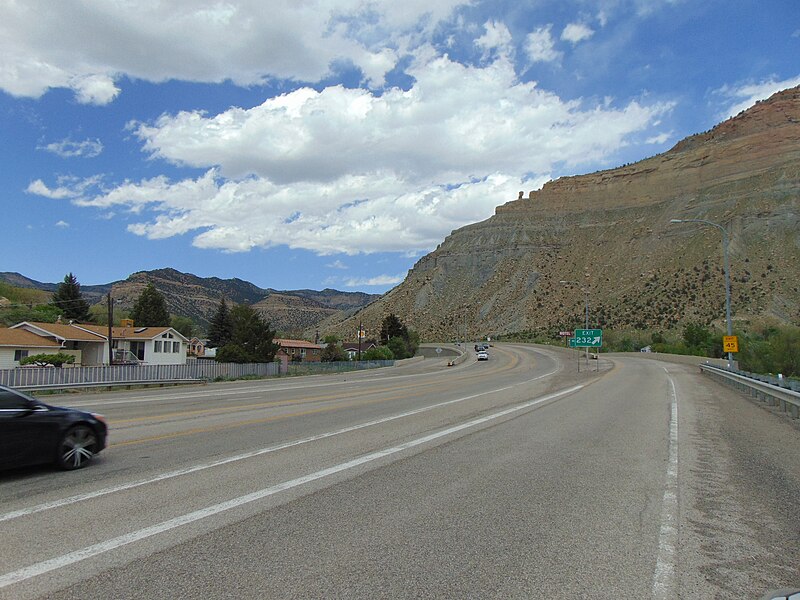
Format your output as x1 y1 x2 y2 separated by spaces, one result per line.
573 329 603 348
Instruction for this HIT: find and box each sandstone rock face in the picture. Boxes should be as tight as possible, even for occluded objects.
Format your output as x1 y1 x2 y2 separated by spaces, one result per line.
329 86 800 340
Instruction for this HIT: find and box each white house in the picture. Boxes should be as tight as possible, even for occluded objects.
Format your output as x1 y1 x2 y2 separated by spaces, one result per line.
9 321 189 366
0 328 62 368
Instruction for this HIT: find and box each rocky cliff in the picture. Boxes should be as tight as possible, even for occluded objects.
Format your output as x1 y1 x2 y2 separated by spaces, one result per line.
328 86 800 341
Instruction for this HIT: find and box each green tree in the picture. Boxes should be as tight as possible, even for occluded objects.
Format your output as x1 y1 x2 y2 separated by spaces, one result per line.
320 343 348 362
379 314 418 359
20 352 76 367
387 336 411 359
130 283 171 326
171 316 195 339
207 297 233 348
51 273 91 321
769 326 800 377
380 313 408 344
363 345 393 360
216 304 278 363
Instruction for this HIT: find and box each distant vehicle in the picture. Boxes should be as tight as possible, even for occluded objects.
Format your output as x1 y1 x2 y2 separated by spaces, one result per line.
0 384 108 470
477 351 489 361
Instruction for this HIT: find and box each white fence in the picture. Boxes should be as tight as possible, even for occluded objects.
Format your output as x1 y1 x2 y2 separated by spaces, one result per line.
0 359 393 391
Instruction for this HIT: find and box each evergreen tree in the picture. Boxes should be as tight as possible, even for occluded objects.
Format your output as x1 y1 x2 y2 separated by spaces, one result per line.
51 272 92 321
207 297 233 348
130 283 171 326
380 313 408 344
227 304 279 362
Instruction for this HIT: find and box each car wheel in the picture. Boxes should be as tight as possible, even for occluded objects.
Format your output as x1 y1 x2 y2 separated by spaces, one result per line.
56 425 98 470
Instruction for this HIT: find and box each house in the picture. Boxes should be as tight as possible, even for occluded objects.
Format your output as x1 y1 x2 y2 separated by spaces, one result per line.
10 321 108 365
188 337 209 357
275 338 323 363
8 321 189 366
341 339 378 360
0 328 62 369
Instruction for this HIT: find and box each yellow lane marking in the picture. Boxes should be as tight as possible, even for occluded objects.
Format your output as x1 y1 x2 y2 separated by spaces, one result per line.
111 346 523 426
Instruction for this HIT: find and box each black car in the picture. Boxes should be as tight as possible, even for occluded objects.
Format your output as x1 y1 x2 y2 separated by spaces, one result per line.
0 384 108 470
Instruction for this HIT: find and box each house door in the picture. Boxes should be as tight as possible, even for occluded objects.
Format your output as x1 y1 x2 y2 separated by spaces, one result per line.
130 341 145 361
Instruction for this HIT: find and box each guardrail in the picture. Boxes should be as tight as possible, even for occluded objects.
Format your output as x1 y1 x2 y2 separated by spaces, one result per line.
699 364 800 419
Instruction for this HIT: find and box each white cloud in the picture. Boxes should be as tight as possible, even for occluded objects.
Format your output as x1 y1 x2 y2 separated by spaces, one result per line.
525 25 562 63
26 179 78 199
39 138 104 158
55 220 69 228
26 175 103 199
345 274 405 287
561 22 594 44
718 75 800 118
645 131 671 144
69 74 120 105
475 20 514 60
0 0 469 102
28 54 673 257
327 260 349 270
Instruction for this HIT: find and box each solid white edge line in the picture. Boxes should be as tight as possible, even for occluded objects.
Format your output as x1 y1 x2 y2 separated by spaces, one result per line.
652 375 679 599
0 383 583 589
0 364 560 523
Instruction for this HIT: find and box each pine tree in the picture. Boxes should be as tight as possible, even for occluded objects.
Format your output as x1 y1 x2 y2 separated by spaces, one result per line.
207 297 233 348
130 283 171 326
51 272 92 321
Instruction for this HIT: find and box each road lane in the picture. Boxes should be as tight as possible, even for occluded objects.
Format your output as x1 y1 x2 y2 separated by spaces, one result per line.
1 347 798 599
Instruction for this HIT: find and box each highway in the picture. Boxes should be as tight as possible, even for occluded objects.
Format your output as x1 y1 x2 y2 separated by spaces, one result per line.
1 344 798 599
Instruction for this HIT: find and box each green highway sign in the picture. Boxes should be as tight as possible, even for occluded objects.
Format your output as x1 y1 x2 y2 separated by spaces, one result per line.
573 329 603 348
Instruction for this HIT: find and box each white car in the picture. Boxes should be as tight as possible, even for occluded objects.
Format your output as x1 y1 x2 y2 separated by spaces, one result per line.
477 351 489 361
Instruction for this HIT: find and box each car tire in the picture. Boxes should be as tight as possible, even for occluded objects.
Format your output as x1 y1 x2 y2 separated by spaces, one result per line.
56 424 98 470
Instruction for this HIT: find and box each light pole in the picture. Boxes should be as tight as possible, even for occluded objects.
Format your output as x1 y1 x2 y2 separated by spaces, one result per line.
560 280 590 366
669 218 733 365
560 280 589 330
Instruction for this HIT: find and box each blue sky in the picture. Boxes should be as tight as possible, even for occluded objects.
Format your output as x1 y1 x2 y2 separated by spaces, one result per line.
2 0 798 294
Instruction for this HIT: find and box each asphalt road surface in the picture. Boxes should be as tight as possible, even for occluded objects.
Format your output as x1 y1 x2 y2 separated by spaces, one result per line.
1 344 798 599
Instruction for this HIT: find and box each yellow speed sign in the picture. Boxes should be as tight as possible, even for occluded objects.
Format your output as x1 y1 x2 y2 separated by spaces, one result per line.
723 335 739 353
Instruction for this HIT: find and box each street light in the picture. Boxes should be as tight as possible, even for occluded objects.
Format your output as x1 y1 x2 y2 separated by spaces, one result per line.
559 280 589 330
669 218 733 365
560 280 591 368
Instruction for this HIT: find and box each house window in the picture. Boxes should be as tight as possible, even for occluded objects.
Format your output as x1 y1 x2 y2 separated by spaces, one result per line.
154 341 162 353
172 342 180 353
300 348 306 357
14 350 29 362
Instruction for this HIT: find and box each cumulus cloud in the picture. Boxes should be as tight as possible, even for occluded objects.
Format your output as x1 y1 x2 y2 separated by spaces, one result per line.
0 0 469 102
55 220 70 228
39 138 104 158
26 175 103 199
28 52 672 257
561 22 594 44
525 25 562 63
717 76 800 118
475 20 514 60
345 274 405 287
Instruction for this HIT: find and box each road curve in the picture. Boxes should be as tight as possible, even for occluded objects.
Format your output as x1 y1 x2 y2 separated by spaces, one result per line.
0 345 798 599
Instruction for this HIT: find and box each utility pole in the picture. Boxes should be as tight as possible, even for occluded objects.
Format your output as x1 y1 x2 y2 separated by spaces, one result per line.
358 321 362 362
107 293 114 365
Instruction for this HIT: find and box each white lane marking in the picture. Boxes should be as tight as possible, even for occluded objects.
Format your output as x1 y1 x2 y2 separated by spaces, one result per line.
652 376 679 599
0 366 559 523
0 384 583 589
